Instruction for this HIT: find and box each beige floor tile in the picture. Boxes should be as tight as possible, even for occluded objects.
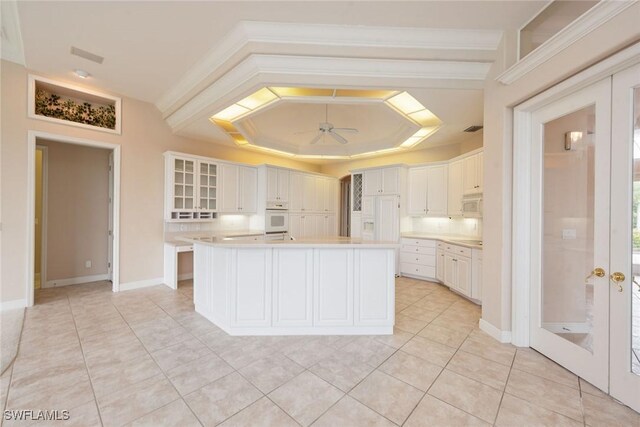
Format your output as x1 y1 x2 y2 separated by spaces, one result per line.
429 317 476 335
127 399 201 427
411 298 453 312
269 371 344 426
173 312 224 337
0 368 13 417
282 338 338 368
309 352 375 392
168 353 235 396
98 374 179 427
505 369 583 422
428 369 502 423
404 395 490 427
313 395 395 427
582 392 640 426
513 348 578 389
236 353 302 394
12 339 85 378
84 338 149 373
218 338 280 370
579 377 608 398
338 337 396 367
495 393 583 427
372 328 414 349
459 335 516 366
185 372 262 426
349 370 424 425
89 353 162 398
417 323 470 348
218 397 298 427
198 329 247 355
446 350 510 391
399 305 440 323
151 337 212 372
378 351 442 391
401 336 456 367
132 317 193 352
395 314 429 334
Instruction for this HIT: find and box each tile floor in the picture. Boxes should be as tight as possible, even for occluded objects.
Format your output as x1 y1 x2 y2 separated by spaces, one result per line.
1 278 639 426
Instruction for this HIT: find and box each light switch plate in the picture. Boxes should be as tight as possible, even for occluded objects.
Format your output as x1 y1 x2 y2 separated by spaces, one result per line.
562 229 577 240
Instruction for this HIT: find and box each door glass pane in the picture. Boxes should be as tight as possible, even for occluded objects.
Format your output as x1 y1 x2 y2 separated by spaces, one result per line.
542 105 596 352
632 87 640 375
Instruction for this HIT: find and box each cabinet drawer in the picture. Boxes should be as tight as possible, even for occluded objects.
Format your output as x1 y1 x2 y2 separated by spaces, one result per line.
401 245 436 256
401 238 436 248
445 244 472 257
400 252 436 267
437 241 445 249
401 263 436 278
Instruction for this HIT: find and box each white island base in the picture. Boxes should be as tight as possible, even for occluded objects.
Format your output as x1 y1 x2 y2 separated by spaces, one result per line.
190 239 397 336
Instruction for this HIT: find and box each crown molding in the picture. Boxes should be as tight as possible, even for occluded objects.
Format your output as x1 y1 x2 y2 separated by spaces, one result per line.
496 0 636 85
166 54 491 131
0 1 25 65
156 20 501 115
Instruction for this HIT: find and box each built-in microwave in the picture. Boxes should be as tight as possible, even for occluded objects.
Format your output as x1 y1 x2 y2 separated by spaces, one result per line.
266 201 288 210
266 210 289 233
462 197 482 218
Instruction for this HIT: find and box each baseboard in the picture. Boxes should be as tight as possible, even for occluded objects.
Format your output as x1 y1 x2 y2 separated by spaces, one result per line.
177 273 193 281
119 277 165 292
479 318 512 343
542 322 590 334
0 299 26 311
43 274 110 288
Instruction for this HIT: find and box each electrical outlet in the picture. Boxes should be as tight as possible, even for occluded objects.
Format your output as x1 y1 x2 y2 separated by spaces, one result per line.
562 229 577 240
85 260 92 268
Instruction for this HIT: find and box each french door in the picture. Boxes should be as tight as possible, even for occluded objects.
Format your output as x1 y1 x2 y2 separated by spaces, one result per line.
529 62 640 412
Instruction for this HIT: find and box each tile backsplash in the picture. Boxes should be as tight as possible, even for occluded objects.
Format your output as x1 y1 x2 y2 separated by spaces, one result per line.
409 217 482 238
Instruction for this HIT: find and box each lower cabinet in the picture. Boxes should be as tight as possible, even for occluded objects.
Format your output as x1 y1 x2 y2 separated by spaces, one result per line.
272 249 313 327
289 213 336 239
436 248 445 282
230 249 272 327
400 238 437 279
313 249 354 326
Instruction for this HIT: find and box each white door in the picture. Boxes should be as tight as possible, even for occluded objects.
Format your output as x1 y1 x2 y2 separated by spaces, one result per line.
426 165 448 216
609 62 640 412
529 77 612 390
407 167 427 215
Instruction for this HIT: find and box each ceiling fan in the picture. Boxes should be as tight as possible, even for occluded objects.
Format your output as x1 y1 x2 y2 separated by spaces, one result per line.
296 105 358 145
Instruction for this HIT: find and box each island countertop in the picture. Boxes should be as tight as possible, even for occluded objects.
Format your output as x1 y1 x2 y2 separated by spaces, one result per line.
177 235 400 249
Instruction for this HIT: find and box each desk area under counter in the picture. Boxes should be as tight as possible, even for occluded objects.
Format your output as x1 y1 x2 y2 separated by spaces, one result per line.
180 236 398 336
400 234 483 304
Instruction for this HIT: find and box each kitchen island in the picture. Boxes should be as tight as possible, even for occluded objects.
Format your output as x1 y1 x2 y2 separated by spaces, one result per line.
179 236 399 336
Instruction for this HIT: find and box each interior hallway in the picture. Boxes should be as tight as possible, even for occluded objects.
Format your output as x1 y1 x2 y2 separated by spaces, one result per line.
1 279 638 426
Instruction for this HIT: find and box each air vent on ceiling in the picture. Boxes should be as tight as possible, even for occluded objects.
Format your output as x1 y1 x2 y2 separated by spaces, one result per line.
463 125 483 133
70 46 104 64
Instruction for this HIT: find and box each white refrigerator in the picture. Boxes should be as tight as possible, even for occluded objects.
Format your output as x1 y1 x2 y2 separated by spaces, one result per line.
361 195 400 272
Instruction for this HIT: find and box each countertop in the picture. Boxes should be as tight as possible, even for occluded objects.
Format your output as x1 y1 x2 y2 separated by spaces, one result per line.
401 233 483 250
178 236 400 249
165 230 264 246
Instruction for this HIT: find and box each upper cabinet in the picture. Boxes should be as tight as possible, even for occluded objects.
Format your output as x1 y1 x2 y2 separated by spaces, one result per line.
407 165 448 216
219 164 257 213
289 172 338 213
165 153 217 221
448 160 464 216
463 152 483 195
265 167 289 203
363 167 400 195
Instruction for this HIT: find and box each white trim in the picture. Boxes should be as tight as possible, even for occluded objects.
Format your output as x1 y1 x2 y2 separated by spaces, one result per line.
479 318 512 344
35 145 49 288
511 41 640 347
119 277 166 292
28 75 122 135
0 300 26 312
0 1 25 65
156 20 501 114
178 273 193 281
43 274 110 289
167 54 490 131
497 0 636 85
541 322 591 334
26 131 121 307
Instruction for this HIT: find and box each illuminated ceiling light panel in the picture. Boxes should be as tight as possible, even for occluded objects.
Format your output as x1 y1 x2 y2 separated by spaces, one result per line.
385 91 425 114
209 86 443 159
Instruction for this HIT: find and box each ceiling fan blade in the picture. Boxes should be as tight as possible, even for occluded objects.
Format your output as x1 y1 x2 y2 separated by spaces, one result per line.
309 132 324 145
329 130 348 144
331 127 358 133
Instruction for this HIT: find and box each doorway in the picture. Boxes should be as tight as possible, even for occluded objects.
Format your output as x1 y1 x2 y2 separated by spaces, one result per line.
513 54 640 412
27 131 121 305
339 175 351 236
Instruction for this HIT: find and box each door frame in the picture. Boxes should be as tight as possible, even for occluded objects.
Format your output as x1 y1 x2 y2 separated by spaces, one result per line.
512 41 640 347
35 145 49 288
26 130 122 306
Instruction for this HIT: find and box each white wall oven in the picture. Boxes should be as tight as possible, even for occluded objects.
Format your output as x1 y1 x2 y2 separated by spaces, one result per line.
266 210 289 233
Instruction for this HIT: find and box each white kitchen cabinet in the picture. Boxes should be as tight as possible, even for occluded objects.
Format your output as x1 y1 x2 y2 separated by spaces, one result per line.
444 253 456 287
363 167 400 195
313 249 354 326
303 174 316 211
313 214 325 238
165 154 218 221
441 242 473 298
354 249 395 326
407 167 428 215
448 160 464 216
456 256 472 296
399 237 437 280
272 249 313 326
426 165 448 216
230 249 272 327
289 172 304 211
316 177 336 213
219 164 257 213
289 213 302 239
436 248 445 282
463 153 483 195
266 167 289 203
351 212 362 238
362 196 375 217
